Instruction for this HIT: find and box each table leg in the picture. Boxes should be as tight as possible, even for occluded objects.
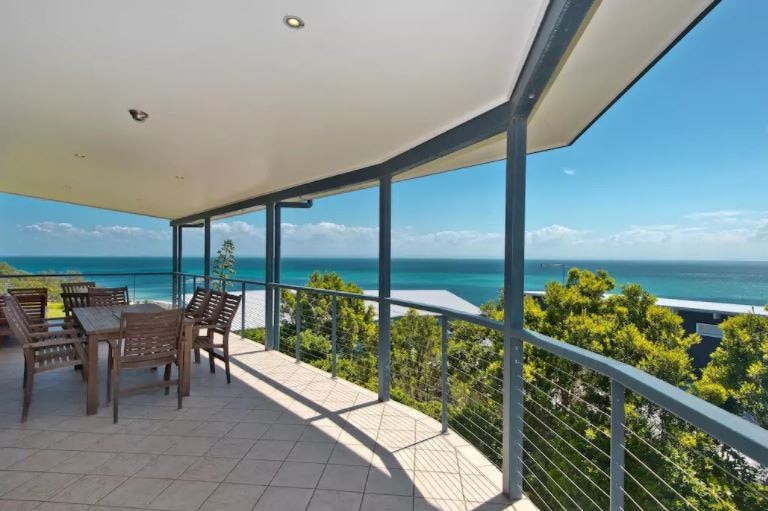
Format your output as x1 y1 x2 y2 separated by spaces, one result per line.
182 324 192 397
87 335 99 415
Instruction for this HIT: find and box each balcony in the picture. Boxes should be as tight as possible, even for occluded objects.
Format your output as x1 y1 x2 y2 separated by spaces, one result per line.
0 323 528 511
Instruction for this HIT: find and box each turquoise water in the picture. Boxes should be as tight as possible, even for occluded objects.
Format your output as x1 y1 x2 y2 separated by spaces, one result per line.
3 257 768 307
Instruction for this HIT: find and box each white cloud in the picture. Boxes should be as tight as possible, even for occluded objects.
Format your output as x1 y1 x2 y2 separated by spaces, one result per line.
212 220 262 237
19 222 166 240
562 168 576 176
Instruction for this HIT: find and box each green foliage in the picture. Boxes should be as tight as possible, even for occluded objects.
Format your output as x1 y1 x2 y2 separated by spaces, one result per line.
696 311 768 428
0 261 83 302
212 239 236 291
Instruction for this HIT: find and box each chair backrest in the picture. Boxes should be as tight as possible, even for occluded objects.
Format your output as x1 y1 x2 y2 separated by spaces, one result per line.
2 296 32 346
8 288 47 320
211 292 242 334
61 281 96 294
88 287 129 307
118 309 183 364
62 292 90 317
185 287 211 318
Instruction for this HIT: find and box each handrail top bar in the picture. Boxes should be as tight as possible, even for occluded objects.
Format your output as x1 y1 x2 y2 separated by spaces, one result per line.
521 328 768 467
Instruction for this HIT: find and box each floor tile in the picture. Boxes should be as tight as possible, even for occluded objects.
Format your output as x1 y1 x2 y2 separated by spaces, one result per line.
49 452 116 474
97 477 172 508
4 472 81 500
270 461 325 489
179 456 238 482
361 493 415 511
414 496 466 511
317 464 369 492
93 453 152 476
0 471 37 496
198 482 265 511
0 500 40 511
206 438 255 458
134 455 197 479
224 459 281 485
252 486 313 511
8 450 74 471
328 443 375 466
307 489 363 511
260 424 306 441
365 467 414 496
50 474 126 504
286 442 334 463
0 450 35 470
225 422 269 440
244 440 296 461
164 436 217 456
148 480 218 511
414 472 462 500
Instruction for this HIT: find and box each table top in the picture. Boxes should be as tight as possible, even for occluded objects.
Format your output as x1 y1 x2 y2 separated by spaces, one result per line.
73 303 166 337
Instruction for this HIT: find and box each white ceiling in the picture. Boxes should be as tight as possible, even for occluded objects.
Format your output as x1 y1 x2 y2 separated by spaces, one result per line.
0 0 715 221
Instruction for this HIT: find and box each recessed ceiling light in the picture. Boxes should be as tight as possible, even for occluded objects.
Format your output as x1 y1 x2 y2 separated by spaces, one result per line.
283 15 305 29
129 109 149 122
74 153 86 159
175 175 185 180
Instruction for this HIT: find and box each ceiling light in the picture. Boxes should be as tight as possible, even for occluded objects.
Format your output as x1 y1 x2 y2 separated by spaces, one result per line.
74 153 86 159
175 175 184 180
129 109 149 122
283 15 305 29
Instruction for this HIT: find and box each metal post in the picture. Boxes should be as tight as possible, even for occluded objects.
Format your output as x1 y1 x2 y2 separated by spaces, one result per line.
503 116 526 499
265 202 275 350
177 225 184 307
203 217 211 289
241 281 246 333
172 226 178 307
295 290 301 362
440 315 449 434
611 381 626 511
274 206 282 350
378 176 392 402
331 295 337 378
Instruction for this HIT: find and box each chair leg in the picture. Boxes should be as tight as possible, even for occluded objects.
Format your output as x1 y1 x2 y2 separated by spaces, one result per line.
194 348 201 364
176 357 183 410
208 349 216 374
112 360 120 424
224 340 231 384
106 345 113 405
22 359 34 423
164 364 171 395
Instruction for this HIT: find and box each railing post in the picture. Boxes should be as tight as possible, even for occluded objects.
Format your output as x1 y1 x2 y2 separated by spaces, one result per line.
503 116 526 499
440 315 449 434
295 290 301 362
241 281 246 333
133 274 136 303
378 176 392 402
193 276 197 293
611 381 626 511
331 295 337 378
265 202 275 350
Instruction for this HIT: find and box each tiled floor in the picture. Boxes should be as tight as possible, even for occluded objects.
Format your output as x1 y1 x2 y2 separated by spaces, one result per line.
0 333 535 511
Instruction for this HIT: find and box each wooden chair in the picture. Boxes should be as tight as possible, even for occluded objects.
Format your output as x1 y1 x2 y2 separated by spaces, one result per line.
62 292 91 319
107 309 184 423
3 296 88 422
193 291 241 383
61 281 96 294
4 293 66 333
88 286 129 307
0 295 9 338
8 288 47 320
185 287 211 320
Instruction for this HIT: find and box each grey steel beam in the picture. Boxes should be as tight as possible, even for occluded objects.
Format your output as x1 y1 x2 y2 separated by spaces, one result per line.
203 217 211 289
273 205 281 349
377 176 392 402
273 200 312 350
502 117 527 500
170 105 508 226
171 226 179 307
265 202 275 350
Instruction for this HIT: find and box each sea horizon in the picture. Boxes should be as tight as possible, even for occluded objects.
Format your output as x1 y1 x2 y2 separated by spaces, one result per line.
3 256 767 307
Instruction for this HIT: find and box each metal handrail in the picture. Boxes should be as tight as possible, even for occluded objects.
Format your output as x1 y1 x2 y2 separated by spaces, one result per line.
6 270 768 478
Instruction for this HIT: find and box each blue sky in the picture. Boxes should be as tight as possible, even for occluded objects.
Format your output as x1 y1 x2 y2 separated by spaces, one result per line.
2 1 767 260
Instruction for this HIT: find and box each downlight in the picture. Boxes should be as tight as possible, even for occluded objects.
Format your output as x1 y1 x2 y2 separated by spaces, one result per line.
283 15 305 29
129 109 149 122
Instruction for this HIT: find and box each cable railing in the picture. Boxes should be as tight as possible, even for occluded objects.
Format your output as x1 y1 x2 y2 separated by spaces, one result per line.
3 270 768 510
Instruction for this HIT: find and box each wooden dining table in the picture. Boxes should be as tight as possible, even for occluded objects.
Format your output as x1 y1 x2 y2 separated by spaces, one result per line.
73 304 195 415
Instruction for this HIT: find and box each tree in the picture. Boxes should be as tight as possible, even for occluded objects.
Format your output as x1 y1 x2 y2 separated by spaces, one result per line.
211 239 235 291
696 309 768 428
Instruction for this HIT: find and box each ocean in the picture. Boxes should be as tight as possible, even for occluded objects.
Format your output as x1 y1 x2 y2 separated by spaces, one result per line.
3 257 768 307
